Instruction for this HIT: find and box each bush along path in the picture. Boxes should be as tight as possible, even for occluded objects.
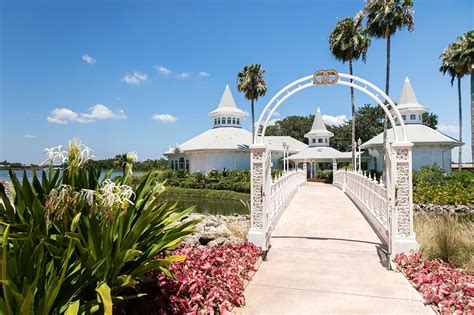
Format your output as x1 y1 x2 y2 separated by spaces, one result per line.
394 252 473 314
122 243 262 314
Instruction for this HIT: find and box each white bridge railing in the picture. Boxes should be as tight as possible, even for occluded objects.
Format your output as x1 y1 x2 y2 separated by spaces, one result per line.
333 169 390 245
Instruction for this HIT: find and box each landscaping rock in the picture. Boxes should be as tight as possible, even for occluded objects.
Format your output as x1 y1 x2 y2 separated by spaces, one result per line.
414 203 473 214
176 213 250 247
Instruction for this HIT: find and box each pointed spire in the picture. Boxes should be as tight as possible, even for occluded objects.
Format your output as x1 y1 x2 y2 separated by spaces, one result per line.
311 107 328 131
397 76 420 107
217 84 237 108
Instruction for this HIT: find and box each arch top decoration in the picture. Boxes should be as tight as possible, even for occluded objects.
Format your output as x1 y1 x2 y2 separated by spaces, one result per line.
254 69 408 144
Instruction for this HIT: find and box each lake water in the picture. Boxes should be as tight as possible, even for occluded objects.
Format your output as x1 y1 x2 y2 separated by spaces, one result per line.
0 169 249 216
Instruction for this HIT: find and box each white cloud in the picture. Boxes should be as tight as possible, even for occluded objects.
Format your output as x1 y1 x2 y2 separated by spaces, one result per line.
152 113 178 123
82 54 96 64
155 65 172 75
322 114 348 126
122 71 148 85
177 72 190 79
24 134 36 138
198 71 210 77
438 123 458 134
47 105 126 124
273 111 281 117
81 104 126 120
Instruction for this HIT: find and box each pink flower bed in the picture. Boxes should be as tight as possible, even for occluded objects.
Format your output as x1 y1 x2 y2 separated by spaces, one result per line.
394 252 473 314
137 242 262 314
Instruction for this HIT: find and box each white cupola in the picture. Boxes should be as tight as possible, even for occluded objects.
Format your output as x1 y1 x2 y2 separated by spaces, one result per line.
305 107 334 147
208 85 247 128
394 77 428 125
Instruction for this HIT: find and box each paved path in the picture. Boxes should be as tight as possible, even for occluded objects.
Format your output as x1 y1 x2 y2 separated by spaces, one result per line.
236 183 432 314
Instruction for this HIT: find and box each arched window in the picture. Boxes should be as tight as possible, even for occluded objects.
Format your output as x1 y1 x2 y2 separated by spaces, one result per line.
232 118 236 124
237 118 240 125
217 118 221 124
170 160 174 170
186 160 190 171
227 117 231 124
214 118 217 125
179 157 185 170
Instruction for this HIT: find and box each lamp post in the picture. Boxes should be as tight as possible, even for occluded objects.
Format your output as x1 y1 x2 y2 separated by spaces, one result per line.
282 141 287 172
357 138 362 172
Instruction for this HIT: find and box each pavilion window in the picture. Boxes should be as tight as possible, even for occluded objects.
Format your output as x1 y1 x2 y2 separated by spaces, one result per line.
318 138 323 143
214 118 217 125
237 118 240 125
312 139 315 143
402 115 406 120
419 115 421 120
227 117 231 124
170 160 174 170
410 114 416 120
186 160 190 171
325 139 328 143
217 118 220 124
179 157 185 170
232 118 236 124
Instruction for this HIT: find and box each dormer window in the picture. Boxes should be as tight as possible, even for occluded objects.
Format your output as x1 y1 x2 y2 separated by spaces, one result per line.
214 118 217 125
227 117 231 124
325 139 328 143
318 138 323 143
312 139 315 143
237 118 240 125
410 114 416 120
232 118 236 124
402 115 406 120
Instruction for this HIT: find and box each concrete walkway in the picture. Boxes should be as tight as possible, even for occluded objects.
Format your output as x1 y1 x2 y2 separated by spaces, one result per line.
236 183 432 315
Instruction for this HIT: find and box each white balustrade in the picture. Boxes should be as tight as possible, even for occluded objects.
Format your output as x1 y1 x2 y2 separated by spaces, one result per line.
333 169 389 242
268 170 306 226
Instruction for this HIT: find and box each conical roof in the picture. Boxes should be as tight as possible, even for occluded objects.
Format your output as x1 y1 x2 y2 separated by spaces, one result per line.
396 77 428 112
208 85 246 117
311 107 328 131
305 107 334 138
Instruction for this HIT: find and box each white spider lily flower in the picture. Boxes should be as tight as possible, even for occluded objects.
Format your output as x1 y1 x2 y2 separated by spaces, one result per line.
81 189 96 206
126 151 137 163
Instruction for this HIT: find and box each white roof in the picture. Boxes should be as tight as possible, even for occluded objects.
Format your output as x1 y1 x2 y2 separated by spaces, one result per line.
164 127 306 153
361 124 461 149
289 146 352 161
394 77 428 113
305 107 334 138
208 85 247 117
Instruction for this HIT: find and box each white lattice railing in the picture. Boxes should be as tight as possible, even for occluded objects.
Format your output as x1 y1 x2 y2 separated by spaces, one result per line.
333 169 389 244
268 170 306 226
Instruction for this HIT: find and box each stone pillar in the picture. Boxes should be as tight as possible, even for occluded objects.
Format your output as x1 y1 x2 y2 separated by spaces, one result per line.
248 144 268 249
390 142 419 256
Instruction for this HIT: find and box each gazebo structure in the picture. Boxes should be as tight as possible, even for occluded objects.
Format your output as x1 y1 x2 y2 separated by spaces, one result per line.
288 107 362 176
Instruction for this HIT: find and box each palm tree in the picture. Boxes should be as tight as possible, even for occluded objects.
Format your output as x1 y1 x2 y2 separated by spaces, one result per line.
439 31 472 170
363 0 414 175
237 64 267 143
329 14 371 169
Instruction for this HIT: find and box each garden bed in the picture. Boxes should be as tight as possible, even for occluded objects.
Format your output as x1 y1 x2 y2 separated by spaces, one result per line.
394 252 473 314
133 242 262 314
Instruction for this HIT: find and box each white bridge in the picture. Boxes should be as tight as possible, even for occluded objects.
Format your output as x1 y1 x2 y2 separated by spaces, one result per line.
247 70 419 259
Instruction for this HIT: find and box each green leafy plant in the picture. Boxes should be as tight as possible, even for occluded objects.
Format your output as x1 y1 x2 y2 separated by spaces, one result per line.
0 139 199 314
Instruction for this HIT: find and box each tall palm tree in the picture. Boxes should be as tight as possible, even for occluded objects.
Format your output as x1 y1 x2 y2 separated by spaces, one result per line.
439 31 472 170
237 64 267 143
363 0 414 175
329 14 371 169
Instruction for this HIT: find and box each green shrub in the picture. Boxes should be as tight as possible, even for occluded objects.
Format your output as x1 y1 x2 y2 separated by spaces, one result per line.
413 166 474 205
0 140 199 314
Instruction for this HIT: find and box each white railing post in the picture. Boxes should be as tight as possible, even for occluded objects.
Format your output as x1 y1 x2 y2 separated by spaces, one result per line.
390 142 418 256
248 144 268 250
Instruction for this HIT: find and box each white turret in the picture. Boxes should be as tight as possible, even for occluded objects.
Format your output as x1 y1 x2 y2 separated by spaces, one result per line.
394 77 428 125
208 85 247 128
305 107 334 147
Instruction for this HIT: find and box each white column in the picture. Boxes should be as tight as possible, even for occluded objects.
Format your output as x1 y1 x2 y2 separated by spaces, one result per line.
248 144 268 249
389 142 418 256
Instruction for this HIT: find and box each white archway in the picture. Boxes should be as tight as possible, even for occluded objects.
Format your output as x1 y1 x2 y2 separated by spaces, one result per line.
254 70 407 144
248 69 418 258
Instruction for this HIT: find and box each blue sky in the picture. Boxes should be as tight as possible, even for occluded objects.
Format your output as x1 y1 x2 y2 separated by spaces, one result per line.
1 0 472 163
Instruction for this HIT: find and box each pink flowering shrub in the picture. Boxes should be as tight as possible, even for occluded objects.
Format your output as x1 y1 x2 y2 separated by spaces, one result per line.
394 252 473 314
135 242 262 314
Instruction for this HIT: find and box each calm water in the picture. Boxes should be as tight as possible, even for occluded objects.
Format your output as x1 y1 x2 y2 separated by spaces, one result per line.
0 169 249 216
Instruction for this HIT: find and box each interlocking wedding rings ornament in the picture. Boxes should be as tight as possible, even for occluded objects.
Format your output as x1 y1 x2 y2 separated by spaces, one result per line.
312 69 339 86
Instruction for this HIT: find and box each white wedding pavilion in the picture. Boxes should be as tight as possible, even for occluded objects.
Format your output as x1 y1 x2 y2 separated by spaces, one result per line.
164 85 306 173
362 77 461 173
